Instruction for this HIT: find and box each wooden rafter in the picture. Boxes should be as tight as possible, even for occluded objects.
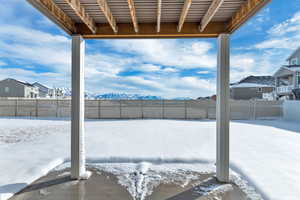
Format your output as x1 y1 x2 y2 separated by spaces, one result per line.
96 0 118 33
127 0 139 33
177 0 192 32
200 0 224 32
63 0 97 33
157 0 162 32
227 0 271 33
77 22 227 39
27 0 76 34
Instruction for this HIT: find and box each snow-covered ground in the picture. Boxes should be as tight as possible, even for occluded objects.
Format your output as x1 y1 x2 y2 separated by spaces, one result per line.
0 118 300 200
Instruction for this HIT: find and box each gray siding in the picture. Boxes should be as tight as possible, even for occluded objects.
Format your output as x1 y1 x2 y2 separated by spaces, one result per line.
0 79 25 97
288 50 300 65
231 87 274 100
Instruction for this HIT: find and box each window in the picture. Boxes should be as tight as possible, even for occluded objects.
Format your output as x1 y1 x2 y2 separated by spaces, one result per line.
258 88 262 92
291 58 298 65
4 87 9 93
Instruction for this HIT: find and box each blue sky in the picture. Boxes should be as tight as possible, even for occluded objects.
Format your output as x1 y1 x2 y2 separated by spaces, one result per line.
1 0 300 98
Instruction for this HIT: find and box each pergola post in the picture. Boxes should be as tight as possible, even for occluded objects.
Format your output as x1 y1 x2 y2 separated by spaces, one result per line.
216 33 230 182
71 35 90 180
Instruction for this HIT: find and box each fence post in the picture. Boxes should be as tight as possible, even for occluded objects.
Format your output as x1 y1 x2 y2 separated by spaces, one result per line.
253 100 256 120
184 100 187 120
162 100 165 119
98 100 101 119
36 99 38 118
56 98 59 118
141 100 144 119
15 98 18 117
119 100 122 118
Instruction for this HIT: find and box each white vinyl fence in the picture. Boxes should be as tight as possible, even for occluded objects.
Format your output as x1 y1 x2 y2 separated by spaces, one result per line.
0 98 283 120
283 100 300 122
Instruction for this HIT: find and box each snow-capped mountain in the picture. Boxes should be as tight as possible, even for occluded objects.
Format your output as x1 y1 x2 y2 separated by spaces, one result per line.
51 88 191 100
95 93 162 100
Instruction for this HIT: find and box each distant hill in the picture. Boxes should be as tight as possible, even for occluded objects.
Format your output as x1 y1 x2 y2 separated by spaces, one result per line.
50 88 192 100
95 93 162 100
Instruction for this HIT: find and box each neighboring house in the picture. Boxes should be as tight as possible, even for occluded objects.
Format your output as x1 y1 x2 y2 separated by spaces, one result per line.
274 47 300 100
0 78 39 98
33 82 50 98
230 76 275 100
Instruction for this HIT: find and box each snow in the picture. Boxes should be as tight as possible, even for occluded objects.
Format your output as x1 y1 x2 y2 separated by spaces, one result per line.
0 118 300 200
231 83 274 88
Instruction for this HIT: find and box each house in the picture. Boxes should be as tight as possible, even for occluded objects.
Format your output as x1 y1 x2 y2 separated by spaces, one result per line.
274 48 300 100
32 82 51 98
0 78 39 98
230 76 275 100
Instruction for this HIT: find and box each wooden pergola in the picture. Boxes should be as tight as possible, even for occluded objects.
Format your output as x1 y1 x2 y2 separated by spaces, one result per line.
27 0 271 183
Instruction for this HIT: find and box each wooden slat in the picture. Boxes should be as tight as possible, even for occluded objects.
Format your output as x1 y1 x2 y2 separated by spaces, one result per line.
63 0 96 33
177 0 192 32
157 0 162 32
96 0 118 33
200 0 225 32
127 0 139 33
27 0 76 34
76 22 228 39
227 0 271 33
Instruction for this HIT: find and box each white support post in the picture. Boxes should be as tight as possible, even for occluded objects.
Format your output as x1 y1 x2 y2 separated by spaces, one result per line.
216 34 230 182
71 35 90 180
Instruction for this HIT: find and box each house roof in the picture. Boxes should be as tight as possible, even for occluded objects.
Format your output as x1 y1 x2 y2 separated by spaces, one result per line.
33 82 50 90
287 47 300 61
231 75 275 88
1 78 35 87
239 75 274 85
231 83 273 88
274 65 300 77
26 0 271 39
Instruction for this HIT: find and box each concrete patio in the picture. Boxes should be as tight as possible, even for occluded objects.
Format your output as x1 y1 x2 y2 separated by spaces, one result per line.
11 167 246 200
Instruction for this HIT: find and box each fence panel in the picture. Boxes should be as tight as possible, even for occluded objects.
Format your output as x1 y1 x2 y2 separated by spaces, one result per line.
120 100 142 119
0 99 15 116
163 100 185 119
17 99 37 117
85 100 99 119
100 100 121 119
0 98 283 120
230 100 252 120
142 100 163 119
186 100 209 119
37 99 57 117
57 99 71 118
254 101 282 119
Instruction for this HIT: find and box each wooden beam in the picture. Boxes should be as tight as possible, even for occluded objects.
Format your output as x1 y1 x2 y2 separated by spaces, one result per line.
157 0 162 32
227 0 271 33
200 0 225 32
96 0 118 33
127 0 139 33
177 0 192 32
76 22 228 39
27 0 76 34
63 0 97 33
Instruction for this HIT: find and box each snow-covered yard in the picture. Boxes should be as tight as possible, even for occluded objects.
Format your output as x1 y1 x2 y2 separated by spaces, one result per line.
0 118 300 200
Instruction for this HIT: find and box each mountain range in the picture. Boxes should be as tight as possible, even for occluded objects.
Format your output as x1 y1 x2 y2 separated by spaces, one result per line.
56 88 191 100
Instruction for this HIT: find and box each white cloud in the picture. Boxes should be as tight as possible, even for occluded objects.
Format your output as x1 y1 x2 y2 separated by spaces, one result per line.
106 40 216 69
0 61 6 66
162 67 178 73
230 11 300 83
255 11 300 50
197 71 210 75
138 64 161 72
0 68 68 88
